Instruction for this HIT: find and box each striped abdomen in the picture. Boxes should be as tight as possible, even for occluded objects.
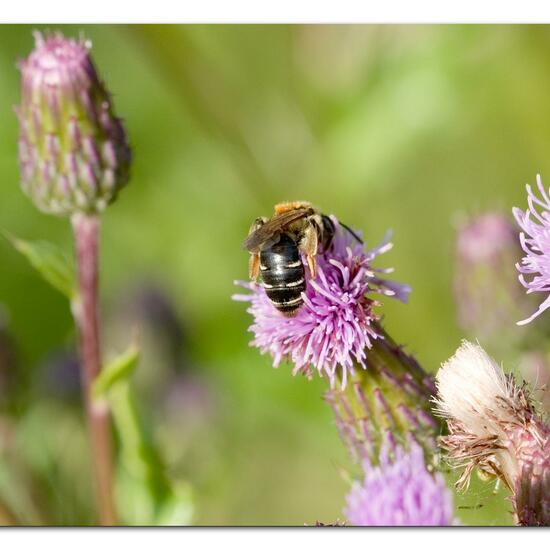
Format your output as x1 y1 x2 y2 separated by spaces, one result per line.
260 233 305 316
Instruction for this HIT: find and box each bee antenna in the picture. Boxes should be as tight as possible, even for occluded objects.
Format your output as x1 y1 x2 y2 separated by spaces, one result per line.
340 221 363 244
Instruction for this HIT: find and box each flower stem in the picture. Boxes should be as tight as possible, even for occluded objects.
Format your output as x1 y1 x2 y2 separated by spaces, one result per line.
71 213 117 525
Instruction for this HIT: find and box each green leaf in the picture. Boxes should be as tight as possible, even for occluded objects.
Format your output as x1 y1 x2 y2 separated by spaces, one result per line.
92 345 139 399
90 344 193 524
4 232 76 299
153 482 193 526
103 346 193 525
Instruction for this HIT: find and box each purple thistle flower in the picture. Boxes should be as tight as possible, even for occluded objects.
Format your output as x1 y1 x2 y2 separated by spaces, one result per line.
344 439 455 526
513 174 550 325
233 217 410 387
454 212 534 345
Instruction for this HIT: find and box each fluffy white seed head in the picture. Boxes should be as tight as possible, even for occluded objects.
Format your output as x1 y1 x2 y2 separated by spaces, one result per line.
434 340 518 434
434 340 550 526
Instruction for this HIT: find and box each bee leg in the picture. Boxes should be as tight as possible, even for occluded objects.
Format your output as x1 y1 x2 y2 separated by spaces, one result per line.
299 221 319 279
249 253 261 280
247 218 267 281
306 255 317 280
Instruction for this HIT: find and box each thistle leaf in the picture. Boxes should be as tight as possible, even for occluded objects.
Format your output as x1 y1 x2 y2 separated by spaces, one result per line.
94 344 193 525
92 345 139 399
4 233 76 299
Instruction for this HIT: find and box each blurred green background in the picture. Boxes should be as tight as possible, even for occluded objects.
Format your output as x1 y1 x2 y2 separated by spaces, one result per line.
1 24 548 525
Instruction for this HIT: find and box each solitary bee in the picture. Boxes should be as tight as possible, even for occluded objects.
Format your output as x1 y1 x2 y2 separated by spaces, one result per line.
243 201 361 316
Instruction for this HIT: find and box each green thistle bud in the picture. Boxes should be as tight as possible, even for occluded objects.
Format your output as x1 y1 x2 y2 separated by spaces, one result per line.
16 32 131 216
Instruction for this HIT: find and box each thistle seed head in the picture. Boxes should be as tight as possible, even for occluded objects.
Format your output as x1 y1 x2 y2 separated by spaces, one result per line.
434 341 550 526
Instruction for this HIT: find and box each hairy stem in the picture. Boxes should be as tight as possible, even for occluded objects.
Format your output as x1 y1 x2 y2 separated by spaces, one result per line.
71 213 117 525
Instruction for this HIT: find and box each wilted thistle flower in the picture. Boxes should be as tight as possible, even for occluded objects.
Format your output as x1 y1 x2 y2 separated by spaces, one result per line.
234 218 410 387
235 217 441 463
513 174 550 326
344 438 455 526
16 32 131 216
454 212 533 345
434 341 550 526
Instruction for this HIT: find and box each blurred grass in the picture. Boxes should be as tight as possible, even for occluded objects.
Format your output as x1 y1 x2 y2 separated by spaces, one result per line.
2 24 548 525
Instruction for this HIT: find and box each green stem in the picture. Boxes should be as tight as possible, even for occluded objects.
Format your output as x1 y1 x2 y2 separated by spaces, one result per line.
71 213 117 525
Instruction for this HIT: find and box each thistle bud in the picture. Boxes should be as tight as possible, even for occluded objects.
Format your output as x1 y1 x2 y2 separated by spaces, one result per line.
16 32 131 216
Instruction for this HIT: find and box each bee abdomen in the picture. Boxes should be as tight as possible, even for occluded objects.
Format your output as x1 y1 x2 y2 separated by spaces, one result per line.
260 235 306 316
263 276 306 314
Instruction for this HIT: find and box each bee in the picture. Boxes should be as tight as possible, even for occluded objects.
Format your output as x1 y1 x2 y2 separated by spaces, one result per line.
243 201 361 316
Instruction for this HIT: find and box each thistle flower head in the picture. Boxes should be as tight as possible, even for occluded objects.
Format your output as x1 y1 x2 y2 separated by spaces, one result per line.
434 341 550 526
344 439 455 526
234 218 410 387
16 31 131 216
513 175 550 325
454 212 531 344
457 213 518 264
434 341 519 432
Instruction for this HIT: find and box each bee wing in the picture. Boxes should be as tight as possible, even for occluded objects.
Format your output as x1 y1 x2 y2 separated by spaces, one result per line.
243 208 311 252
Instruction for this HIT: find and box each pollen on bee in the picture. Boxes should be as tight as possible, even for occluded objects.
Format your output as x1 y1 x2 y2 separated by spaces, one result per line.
274 201 312 215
